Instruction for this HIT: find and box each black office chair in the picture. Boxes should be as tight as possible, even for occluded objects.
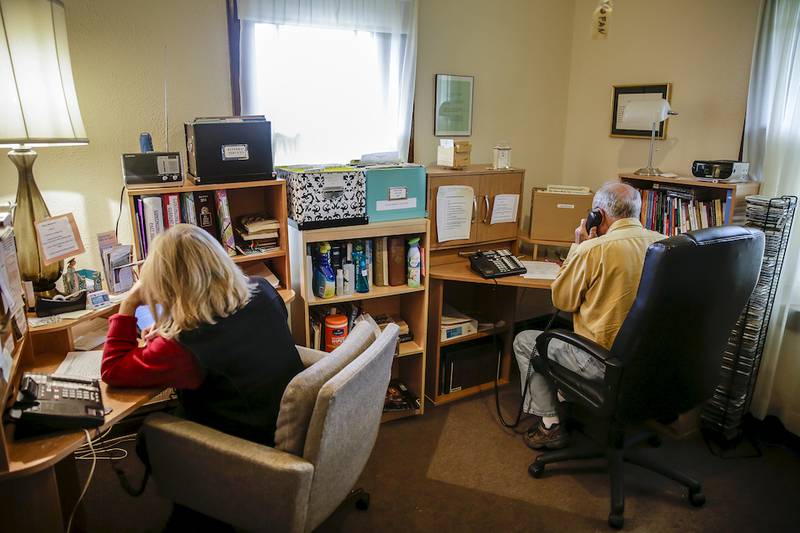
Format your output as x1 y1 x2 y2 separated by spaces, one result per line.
529 226 764 529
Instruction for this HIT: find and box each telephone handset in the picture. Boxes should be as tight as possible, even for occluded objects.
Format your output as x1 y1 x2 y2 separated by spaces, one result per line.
469 249 527 279
585 209 602 233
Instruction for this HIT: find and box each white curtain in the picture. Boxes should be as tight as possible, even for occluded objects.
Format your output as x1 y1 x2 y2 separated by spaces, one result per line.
743 0 800 435
238 0 417 165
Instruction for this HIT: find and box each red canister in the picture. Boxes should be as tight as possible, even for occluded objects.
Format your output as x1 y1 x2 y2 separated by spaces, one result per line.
324 314 349 352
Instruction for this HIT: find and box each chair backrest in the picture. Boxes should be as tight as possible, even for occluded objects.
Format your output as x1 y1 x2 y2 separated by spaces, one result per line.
610 226 764 424
301 323 399 532
275 320 379 456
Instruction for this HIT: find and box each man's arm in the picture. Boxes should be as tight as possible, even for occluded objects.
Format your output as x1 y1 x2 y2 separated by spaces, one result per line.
551 244 591 313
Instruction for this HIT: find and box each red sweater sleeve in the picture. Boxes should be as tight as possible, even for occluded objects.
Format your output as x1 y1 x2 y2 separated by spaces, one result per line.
102 314 204 390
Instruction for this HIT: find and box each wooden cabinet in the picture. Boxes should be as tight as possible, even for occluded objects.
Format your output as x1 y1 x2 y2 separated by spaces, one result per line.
427 165 524 250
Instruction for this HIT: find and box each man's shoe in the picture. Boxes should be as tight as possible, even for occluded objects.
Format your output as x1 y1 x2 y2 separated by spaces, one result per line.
524 422 569 450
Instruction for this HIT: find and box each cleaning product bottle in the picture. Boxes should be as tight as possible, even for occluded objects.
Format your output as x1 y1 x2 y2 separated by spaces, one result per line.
313 242 336 299
353 242 370 293
407 237 421 288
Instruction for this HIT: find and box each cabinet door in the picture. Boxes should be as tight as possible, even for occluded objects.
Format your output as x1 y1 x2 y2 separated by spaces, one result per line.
429 175 479 249
476 172 524 244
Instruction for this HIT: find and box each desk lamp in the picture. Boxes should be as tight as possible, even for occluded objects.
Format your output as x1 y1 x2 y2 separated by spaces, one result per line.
622 98 677 176
0 0 88 296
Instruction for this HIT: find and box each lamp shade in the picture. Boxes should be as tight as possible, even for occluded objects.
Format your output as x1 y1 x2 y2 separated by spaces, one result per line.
0 0 87 147
622 98 672 128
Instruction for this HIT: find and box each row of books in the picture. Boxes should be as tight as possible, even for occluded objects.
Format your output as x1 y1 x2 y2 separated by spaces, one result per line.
639 184 731 236
133 191 279 258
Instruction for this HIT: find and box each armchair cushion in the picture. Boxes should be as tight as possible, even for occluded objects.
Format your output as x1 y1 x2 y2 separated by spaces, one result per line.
275 320 378 456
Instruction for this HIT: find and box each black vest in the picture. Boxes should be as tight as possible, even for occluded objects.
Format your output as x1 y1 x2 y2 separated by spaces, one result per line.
177 278 302 446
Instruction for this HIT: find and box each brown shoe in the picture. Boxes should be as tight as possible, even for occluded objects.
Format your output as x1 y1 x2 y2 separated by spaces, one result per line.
524 422 568 450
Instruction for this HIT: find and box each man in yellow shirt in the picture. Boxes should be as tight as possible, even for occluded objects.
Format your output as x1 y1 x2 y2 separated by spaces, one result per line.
514 182 663 449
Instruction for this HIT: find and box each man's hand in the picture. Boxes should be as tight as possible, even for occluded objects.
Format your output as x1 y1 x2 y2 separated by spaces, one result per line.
119 280 145 316
575 219 598 244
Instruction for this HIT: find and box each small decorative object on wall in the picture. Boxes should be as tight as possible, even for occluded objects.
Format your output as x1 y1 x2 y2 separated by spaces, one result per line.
611 83 672 138
435 74 474 136
592 0 614 39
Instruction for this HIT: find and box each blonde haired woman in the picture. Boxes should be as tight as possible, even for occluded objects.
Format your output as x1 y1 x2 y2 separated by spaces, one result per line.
102 224 303 446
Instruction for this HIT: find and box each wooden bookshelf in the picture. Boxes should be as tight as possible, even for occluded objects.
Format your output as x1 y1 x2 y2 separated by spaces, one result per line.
619 174 760 231
126 178 291 292
289 218 430 423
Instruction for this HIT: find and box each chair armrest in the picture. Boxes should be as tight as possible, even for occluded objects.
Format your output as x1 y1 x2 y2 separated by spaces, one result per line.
533 329 623 415
297 345 328 367
142 412 314 533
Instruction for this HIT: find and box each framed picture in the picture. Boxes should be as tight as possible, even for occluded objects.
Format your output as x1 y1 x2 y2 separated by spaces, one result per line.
611 83 672 139
434 74 474 136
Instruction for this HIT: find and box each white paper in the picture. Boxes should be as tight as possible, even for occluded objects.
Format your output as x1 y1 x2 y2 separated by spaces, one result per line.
54 350 103 380
436 186 474 242
376 198 417 211
490 194 520 225
520 261 560 280
0 335 13 385
36 216 82 263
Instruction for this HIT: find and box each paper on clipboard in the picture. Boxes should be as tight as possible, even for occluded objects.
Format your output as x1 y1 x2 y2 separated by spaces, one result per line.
490 194 519 224
436 186 474 242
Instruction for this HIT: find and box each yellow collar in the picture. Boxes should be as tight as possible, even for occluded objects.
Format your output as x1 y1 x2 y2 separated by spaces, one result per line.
607 218 643 233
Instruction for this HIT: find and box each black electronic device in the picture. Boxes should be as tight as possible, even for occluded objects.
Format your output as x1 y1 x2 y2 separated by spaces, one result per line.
469 249 527 279
691 160 749 181
35 290 88 317
8 373 105 433
585 209 602 233
121 151 183 189
185 115 274 184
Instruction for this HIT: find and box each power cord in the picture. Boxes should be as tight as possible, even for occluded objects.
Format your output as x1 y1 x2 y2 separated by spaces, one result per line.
115 186 126 238
67 429 97 533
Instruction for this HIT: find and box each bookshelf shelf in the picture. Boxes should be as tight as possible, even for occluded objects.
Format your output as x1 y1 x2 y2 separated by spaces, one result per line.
126 179 292 293
289 219 430 423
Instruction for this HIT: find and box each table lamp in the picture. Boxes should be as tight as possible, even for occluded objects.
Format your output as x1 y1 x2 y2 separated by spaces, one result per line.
0 0 88 296
622 98 677 176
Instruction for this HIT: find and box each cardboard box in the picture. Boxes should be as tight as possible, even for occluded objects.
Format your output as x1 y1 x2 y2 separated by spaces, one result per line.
437 140 471 169
529 189 594 242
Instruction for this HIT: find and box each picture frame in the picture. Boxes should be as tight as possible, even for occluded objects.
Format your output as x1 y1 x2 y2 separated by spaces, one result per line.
610 83 672 139
434 74 474 136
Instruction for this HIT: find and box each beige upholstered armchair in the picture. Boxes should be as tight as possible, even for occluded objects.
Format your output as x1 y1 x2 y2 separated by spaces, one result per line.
142 320 399 532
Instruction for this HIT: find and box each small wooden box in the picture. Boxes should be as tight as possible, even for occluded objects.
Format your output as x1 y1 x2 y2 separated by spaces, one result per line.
530 189 593 242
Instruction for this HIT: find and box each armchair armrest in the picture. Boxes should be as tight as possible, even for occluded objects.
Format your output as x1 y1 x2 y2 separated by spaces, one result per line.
297 345 328 367
533 329 624 416
142 413 314 533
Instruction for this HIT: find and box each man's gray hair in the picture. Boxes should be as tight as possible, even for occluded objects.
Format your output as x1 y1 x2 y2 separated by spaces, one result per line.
592 182 641 219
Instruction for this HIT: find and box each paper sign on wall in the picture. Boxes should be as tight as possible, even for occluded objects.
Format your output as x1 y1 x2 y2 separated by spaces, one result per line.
436 186 474 242
34 213 85 265
490 194 520 225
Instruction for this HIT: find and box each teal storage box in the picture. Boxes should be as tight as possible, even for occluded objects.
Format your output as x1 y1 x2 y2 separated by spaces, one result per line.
365 165 427 222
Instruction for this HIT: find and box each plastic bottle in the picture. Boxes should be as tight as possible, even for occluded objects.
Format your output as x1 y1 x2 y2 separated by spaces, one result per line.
353 243 370 293
407 237 421 288
313 242 336 299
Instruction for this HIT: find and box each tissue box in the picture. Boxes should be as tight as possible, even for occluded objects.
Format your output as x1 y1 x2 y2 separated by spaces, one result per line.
365 165 427 223
279 165 368 230
437 140 471 169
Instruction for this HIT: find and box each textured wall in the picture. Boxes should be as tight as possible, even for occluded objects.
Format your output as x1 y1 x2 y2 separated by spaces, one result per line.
0 0 232 272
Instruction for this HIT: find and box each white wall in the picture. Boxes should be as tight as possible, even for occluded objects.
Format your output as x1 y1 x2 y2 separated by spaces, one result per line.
561 0 761 189
414 0 575 225
0 0 231 272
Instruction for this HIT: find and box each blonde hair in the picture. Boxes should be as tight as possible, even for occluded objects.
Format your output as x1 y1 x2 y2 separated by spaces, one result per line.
139 224 254 339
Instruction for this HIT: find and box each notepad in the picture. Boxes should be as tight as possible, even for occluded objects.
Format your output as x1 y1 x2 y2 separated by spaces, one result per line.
54 350 103 380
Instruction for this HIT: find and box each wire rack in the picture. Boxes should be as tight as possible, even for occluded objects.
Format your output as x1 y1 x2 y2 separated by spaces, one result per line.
701 195 798 440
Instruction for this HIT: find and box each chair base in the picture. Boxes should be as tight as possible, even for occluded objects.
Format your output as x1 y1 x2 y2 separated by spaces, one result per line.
528 430 704 529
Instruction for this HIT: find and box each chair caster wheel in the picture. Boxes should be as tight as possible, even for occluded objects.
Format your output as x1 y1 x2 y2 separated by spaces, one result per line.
647 434 662 447
355 493 370 510
688 488 705 507
608 513 624 529
528 462 545 479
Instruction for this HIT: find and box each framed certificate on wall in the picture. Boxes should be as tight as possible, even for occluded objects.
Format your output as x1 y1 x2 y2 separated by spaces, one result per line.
435 74 474 136
611 83 672 139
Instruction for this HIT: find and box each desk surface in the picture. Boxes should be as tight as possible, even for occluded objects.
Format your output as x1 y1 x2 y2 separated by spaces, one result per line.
429 260 553 290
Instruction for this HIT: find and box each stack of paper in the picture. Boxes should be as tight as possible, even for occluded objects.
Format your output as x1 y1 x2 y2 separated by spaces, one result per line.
520 261 561 280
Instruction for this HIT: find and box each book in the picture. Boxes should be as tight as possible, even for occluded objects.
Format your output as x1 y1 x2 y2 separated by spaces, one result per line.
373 237 389 286
383 379 420 412
142 196 165 250
181 192 197 225
162 193 181 228
387 237 405 286
239 215 279 233
135 197 147 257
193 191 220 240
215 190 236 257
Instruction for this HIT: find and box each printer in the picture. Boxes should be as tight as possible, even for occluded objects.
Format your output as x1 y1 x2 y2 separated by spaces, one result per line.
691 160 749 181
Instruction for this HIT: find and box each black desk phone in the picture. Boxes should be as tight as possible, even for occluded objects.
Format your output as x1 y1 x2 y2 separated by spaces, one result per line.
469 249 527 279
8 373 105 433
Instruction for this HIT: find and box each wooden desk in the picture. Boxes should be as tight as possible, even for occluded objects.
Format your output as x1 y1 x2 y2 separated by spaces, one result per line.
426 259 553 405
